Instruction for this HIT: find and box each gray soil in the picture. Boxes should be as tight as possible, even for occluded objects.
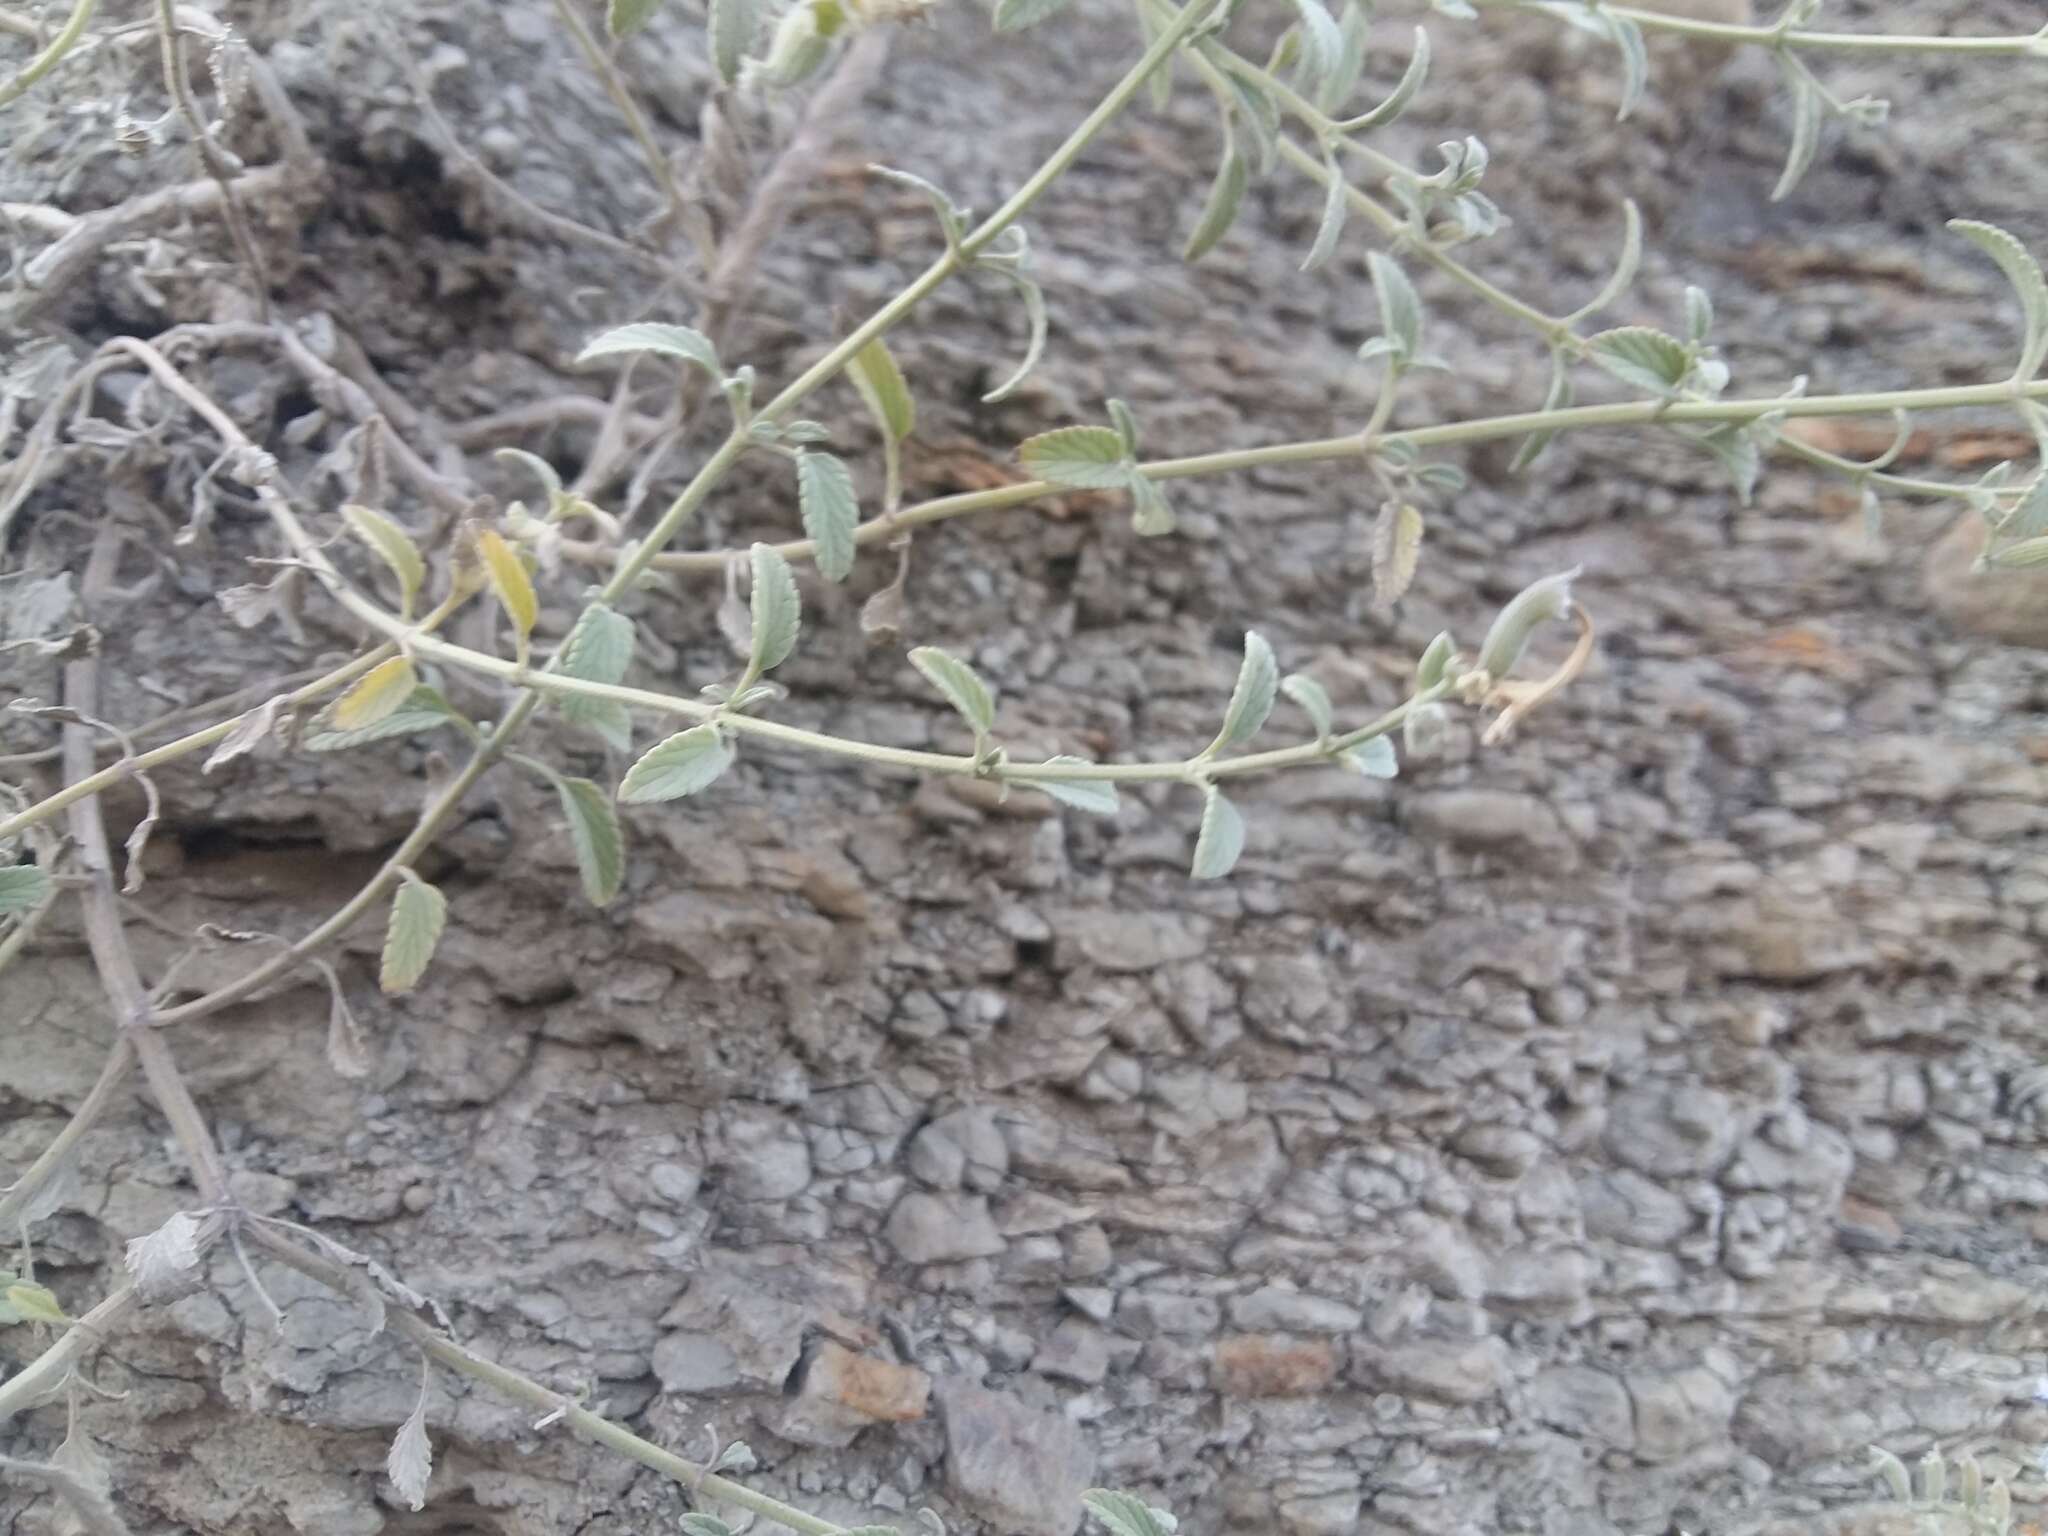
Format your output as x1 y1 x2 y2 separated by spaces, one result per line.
4 0 2047 1533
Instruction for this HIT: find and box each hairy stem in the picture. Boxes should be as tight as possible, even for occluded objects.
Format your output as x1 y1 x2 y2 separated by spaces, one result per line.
0 0 97 107
1461 0 2048 58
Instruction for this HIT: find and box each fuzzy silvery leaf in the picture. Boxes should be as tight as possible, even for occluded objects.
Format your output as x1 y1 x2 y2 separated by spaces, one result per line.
1511 349 1574 473
1958 1452 1984 1511
979 258 1050 404
1222 73 1278 177
1597 7 1647 120
124 1209 202 1300
712 1440 757 1473
332 657 420 734
747 542 802 677
341 504 426 619
555 776 625 906
710 0 757 83
380 872 448 996
1366 252 1422 365
1211 630 1278 752
1683 285 1714 346
1984 535 2048 569
795 451 861 583
1371 502 1424 608
1343 735 1398 779
609 0 663 35
204 694 287 774
1020 426 1130 490
746 2 829 88
1415 630 1456 693
850 338 916 444
1403 701 1450 757
554 602 637 750
2000 476 2048 542
1430 0 1474 15
304 687 459 752
682 1518 736 1536
1949 220 2048 381
1287 0 1343 95
388 1368 434 1511
0 864 52 917
722 365 757 423
1129 475 1175 537
493 448 564 500
1477 567 1580 679
1026 758 1120 816
1918 1451 1945 1505
1338 25 1429 131
1688 354 1730 397
993 0 1075 30
1280 673 1333 738
577 323 721 376
781 420 834 446
870 164 970 251
1301 153 1349 273
1190 786 1245 880
1565 199 1643 325
1106 399 1141 459
619 725 735 803
1585 326 1690 394
1183 130 1248 264
1772 56 1826 202
1083 1491 1173 1536
1413 462 1465 494
1131 0 1175 110
1696 424 1762 504
1868 1447 1912 1505
909 647 996 740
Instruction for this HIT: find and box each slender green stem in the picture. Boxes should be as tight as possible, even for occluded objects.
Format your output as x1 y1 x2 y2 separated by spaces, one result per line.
1460 0 2048 58
547 0 693 239
0 0 98 107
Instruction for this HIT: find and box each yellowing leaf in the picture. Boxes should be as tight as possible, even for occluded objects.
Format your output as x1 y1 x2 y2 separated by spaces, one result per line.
477 529 538 658
332 656 420 733
1371 502 1424 608
380 872 448 995
341 504 426 619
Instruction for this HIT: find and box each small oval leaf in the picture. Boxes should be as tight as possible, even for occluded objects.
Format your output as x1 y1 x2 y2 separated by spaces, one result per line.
476 529 538 652
1190 786 1245 880
1027 757 1120 817
1586 326 1691 394
1211 630 1278 753
909 646 996 739
554 602 637 748
1280 673 1333 738
556 776 625 905
380 872 448 995
796 451 861 583
1183 136 1248 264
849 338 916 443
1343 735 1398 779
0 864 52 917
1371 502 1424 607
576 322 721 374
1019 426 1130 490
747 542 802 677
619 724 735 803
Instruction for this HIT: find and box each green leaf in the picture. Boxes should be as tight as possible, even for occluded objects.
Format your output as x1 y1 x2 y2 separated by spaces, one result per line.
1301 152 1349 273
1511 348 1574 473
681 1518 736 1536
1415 630 1456 693
555 776 625 906
1684 285 1714 346
1696 424 1762 504
1772 57 1825 202
747 542 802 677
1565 198 1643 325
849 338 915 443
1601 8 1647 120
1477 567 1581 679
576 323 721 375
1020 426 1130 490
554 602 637 750
380 871 448 995
1343 735 1398 779
304 687 460 752
609 0 663 35
1984 534 2048 569
870 164 968 252
1083 1492 1173 1536
1288 0 1344 94
1223 72 1280 177
1280 673 1332 738
710 0 756 83
1190 786 1245 880
1320 0 1371 110
1106 399 1141 459
1129 474 1175 537
0 864 52 917
5 1281 69 1325
1949 220 2048 381
1366 251 1421 364
619 724 735 803
341 505 426 620
1183 130 1247 264
332 656 420 733
909 646 996 740
1027 758 1120 817
1131 0 1176 110
796 451 861 584
993 0 1075 29
1210 630 1278 753
1586 326 1690 394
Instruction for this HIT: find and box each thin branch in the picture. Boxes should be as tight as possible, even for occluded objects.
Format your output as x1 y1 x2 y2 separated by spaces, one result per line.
0 1041 137 1231
1463 0 2048 58
154 0 270 319
0 0 97 108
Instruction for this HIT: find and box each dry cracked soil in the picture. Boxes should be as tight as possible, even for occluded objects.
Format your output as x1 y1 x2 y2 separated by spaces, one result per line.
3 1 2048 1534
